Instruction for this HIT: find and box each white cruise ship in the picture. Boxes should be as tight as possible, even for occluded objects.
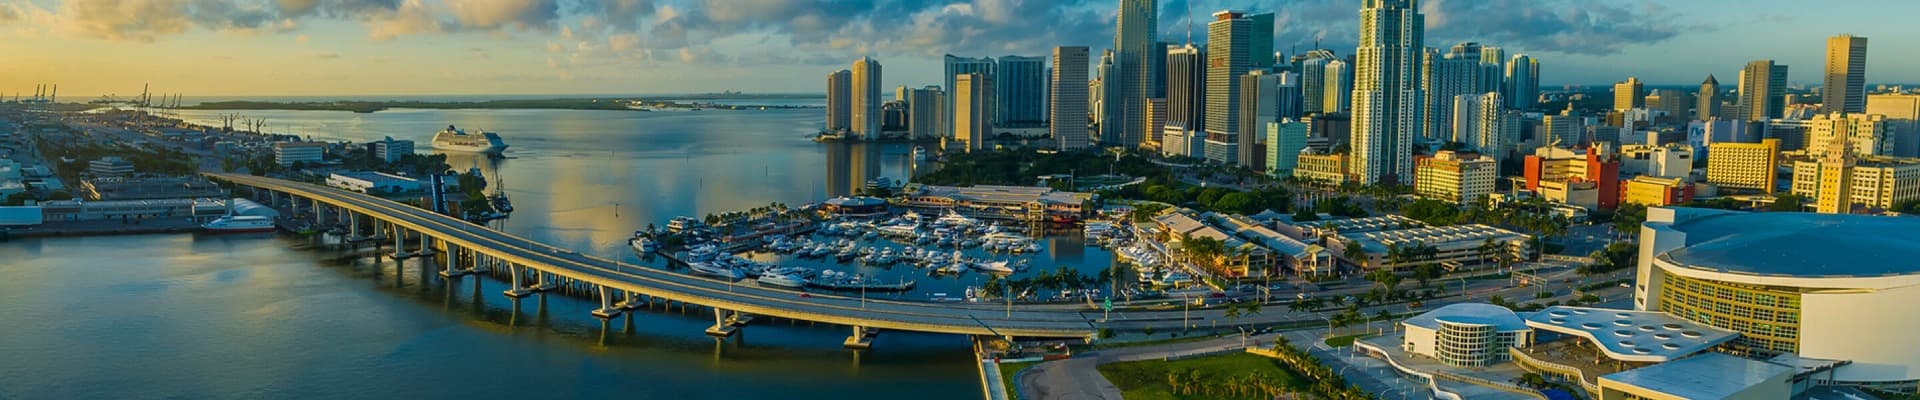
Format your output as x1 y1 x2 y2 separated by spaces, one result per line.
430 125 508 155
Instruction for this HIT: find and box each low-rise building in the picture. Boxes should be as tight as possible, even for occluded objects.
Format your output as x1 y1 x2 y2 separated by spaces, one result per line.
88 156 134 177
1413 151 1496 205
1292 149 1350 184
371 136 414 163
39 198 228 222
1522 144 1621 210
1150 211 1269 278
1399 303 1533 367
820 196 889 218
1596 353 1795 400
1340 223 1531 271
1621 175 1694 206
78 176 226 201
325 172 422 194
1705 139 1780 194
1210 212 1333 277
897 184 1094 222
274 142 327 167
1619 143 1693 179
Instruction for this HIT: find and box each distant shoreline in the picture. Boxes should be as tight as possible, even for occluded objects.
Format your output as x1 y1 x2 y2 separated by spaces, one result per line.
181 98 819 113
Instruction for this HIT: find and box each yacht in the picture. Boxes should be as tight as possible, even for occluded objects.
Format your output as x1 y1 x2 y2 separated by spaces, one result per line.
973 260 1014 274
685 244 720 262
687 261 744 280
430 125 508 155
936 210 978 228
756 272 809 289
629 235 657 255
808 245 834 258
201 215 275 233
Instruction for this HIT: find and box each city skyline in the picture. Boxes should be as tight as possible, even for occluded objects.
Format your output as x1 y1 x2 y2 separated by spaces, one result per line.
6 0 1920 97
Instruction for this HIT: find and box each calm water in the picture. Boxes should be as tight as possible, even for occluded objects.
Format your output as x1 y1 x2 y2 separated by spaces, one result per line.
4 106 1118 398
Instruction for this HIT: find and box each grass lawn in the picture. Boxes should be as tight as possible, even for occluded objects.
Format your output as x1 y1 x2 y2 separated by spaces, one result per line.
1323 334 1368 348
1097 353 1307 400
998 361 1036 400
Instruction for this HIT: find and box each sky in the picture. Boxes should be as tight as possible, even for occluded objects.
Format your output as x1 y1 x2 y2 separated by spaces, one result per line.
2 0 1918 98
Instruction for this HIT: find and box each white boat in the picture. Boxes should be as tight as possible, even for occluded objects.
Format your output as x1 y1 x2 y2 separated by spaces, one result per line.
430 125 508 155
808 245 833 258
202 215 275 233
687 261 744 280
685 244 719 262
973 260 1014 274
936 210 978 227
629 236 657 254
912 146 928 161
757 272 809 288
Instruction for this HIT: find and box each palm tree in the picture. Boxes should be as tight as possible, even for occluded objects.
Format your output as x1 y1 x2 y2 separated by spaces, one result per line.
1342 240 1368 270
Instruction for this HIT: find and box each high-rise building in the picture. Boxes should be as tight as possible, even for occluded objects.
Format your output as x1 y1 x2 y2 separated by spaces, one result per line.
1050 46 1091 151
954 73 992 153
909 86 944 139
1705 138 1780 194
1613 76 1645 111
826 70 852 132
1504 54 1539 110
1298 50 1337 115
1423 42 1493 144
1112 0 1159 148
1165 44 1206 134
1266 120 1309 177
1145 98 1168 148
1792 150 1919 213
1151 42 1170 99
1737 60 1788 122
1866 94 1920 157
1478 46 1506 92
1823 34 1869 114
1542 106 1583 147
996 55 1048 128
1414 150 1496 205
1097 50 1120 145
1645 89 1691 123
1238 70 1287 170
944 55 995 138
1697 75 1722 121
1203 10 1256 165
851 57 883 140
1351 0 1425 184
1248 13 1274 70
1324 58 1353 113
1452 92 1517 158
1808 112 1890 156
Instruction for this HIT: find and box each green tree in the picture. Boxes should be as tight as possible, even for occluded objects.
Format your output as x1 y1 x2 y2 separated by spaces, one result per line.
1342 240 1369 269
1768 193 1807 212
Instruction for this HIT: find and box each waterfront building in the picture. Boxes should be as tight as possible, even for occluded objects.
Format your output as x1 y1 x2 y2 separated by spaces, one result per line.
1737 60 1789 122
1865 94 1920 157
87 156 134 177
1621 175 1694 206
944 55 995 139
1638 207 1920 390
1413 150 1495 205
273 142 325 167
908 86 943 139
1050 46 1091 151
1823 34 1869 114
326 171 422 194
1619 143 1693 179
895 184 1094 222
1111 0 1159 149
995 55 1047 128
1164 44 1205 136
881 101 908 131
1203 10 1256 165
826 70 851 132
1698 75 1723 121
1265 120 1308 177
1211 212 1333 277
38 198 228 222
1706 139 1780 194
371 136 414 163
1807 112 1890 156
953 73 992 153
1595 353 1795 400
1613 76 1645 111
1292 150 1349 184
1149 211 1269 278
851 57 883 140
1504 54 1538 110
1399 303 1533 367
1351 0 1425 183
78 176 224 201
820 196 889 218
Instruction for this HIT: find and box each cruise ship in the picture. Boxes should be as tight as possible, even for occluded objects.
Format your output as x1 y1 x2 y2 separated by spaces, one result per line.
430 125 508 155
201 215 275 233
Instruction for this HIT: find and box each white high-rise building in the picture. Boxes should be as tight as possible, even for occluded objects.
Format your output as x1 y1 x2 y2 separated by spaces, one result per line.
997 55 1048 128
944 55 995 139
1204 10 1254 165
1051 47 1091 151
851 57 883 140
1423 42 1493 145
1298 50 1337 115
1808 112 1890 156
1112 0 1159 148
1352 0 1425 184
1324 58 1353 113
1451 92 1518 158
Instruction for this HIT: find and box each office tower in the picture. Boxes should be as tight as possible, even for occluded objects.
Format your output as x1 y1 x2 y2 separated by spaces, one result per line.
1816 135 1855 214
895 86 910 103
1697 75 1722 121
1165 44 1205 134
1298 50 1337 114
1823 34 1869 114
1706 138 1780 194
1324 58 1353 113
1352 0 1425 184
1113 0 1159 148
826 70 852 132
1145 98 1168 147
1423 42 1491 145
1238 70 1285 170
1543 107 1583 147
1737 60 1788 121
1414 151 1496 205
1151 42 1170 98
1204 10 1255 165
1504 54 1539 110
1478 46 1506 92
1050 46 1091 151
1266 120 1309 177
851 57 883 140
1866 94 1920 157
1613 76 1644 111
1808 112 1890 156
1248 13 1275 70
944 55 995 138
1097 50 1119 144
1452 92 1516 157
909 86 944 139
954 73 991 153
1275 71 1303 120
995 55 1047 128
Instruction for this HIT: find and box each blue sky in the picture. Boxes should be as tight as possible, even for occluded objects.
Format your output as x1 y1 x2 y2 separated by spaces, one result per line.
1 0 1917 97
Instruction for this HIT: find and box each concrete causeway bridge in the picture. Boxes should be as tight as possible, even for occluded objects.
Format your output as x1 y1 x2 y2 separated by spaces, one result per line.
208 173 1126 347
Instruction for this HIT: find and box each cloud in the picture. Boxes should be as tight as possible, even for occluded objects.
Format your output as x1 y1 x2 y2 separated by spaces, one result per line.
312 51 340 59
445 0 558 31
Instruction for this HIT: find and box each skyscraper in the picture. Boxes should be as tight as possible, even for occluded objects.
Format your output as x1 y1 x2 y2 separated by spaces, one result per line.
1267 120 1309 177
1248 13 1275 70
1298 50 1337 115
1323 58 1353 113
1823 34 1869 114
1423 42 1490 145
1352 0 1425 184
1737 60 1788 122
1239 70 1286 170
996 55 1048 128
851 57 883 140
1451 92 1517 157
1478 46 1506 92
1614 76 1645 111
1096 50 1119 144
909 86 944 139
1113 0 1159 148
944 55 995 138
1698 75 1722 121
1504 54 1539 110
1145 98 1168 147
1204 10 1255 165
826 70 851 132
1151 41 1170 99
1051 46 1091 151
954 73 991 153
1165 44 1205 134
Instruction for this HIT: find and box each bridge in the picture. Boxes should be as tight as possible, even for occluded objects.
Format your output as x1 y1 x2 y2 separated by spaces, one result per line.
209 173 1127 345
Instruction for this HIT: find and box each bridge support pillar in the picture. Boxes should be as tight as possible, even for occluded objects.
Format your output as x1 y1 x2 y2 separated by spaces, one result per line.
705 308 741 337
590 286 622 319
439 244 469 278
503 263 533 298
416 235 436 257
391 226 414 259
844 326 878 349
526 269 556 293
617 291 643 310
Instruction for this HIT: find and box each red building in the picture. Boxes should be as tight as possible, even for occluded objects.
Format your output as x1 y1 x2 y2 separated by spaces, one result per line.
1521 144 1621 210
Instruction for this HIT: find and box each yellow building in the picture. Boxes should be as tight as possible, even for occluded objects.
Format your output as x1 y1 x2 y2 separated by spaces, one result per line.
1792 154 1920 213
1807 112 1889 156
1414 151 1496 205
1621 176 1691 206
1293 150 1350 184
1706 138 1780 194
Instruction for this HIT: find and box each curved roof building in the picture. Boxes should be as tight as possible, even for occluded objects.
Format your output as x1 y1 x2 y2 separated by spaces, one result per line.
1637 207 1920 390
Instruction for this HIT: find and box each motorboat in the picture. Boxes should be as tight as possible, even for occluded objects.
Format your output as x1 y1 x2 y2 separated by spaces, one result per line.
629 235 657 255
687 261 744 281
808 245 833 258
685 244 720 262
756 272 809 289
973 260 1014 274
